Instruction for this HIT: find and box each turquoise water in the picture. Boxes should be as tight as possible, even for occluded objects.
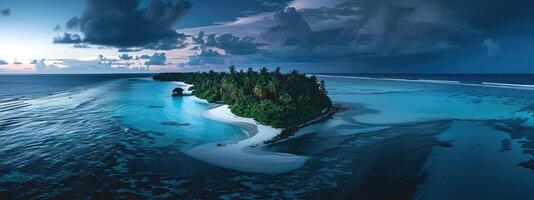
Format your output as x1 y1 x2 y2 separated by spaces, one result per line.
1 75 533 199
109 78 245 146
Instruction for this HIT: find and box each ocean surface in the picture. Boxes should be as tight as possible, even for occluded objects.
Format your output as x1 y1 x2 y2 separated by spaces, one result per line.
1 74 533 199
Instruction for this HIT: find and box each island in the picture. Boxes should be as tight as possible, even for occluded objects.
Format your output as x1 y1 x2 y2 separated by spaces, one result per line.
153 66 332 128
153 67 337 173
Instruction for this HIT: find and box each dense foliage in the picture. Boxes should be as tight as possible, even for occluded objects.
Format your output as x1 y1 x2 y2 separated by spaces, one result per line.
153 66 332 128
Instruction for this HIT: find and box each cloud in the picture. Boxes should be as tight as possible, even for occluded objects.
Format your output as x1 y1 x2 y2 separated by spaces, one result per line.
136 55 152 60
65 17 79 29
175 0 520 71
141 33 188 50
0 59 7 65
214 33 265 55
444 0 534 30
206 34 217 46
54 25 61 31
65 0 191 50
118 48 142 52
482 38 501 56
259 0 283 7
73 43 90 48
144 53 167 65
34 58 149 73
1 9 10 17
187 49 225 65
253 2 479 61
289 0 346 9
192 31 206 45
119 54 133 60
261 7 312 45
53 32 82 44
192 31 265 55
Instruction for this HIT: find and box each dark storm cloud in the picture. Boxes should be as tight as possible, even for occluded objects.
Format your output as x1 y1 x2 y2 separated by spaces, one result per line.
54 25 61 31
256 1 481 62
177 0 534 72
119 54 133 60
193 31 265 55
141 33 188 50
136 55 152 60
203 33 217 47
261 7 312 46
62 0 191 50
214 33 264 55
65 17 79 29
444 0 534 30
1 9 10 17
192 31 206 45
285 0 534 60
144 53 167 65
53 32 82 44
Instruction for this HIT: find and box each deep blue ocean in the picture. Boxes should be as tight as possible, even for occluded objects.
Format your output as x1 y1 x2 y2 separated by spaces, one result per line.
1 74 533 199
0 74 154 99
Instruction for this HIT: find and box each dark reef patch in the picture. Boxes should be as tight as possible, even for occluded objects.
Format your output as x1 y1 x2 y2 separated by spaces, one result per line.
501 139 512 151
161 121 191 126
491 118 534 172
269 120 452 200
518 160 534 172
493 119 534 156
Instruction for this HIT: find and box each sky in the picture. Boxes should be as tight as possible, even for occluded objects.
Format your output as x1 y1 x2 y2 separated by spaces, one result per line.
0 0 533 73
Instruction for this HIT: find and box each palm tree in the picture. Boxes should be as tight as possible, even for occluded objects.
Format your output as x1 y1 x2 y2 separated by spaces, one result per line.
253 84 267 99
273 67 281 77
298 94 312 104
319 80 327 95
246 67 254 77
267 77 280 100
260 67 268 77
229 65 236 74
279 92 292 104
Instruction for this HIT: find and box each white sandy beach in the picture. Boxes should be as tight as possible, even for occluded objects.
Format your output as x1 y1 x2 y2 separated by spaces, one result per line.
185 104 308 174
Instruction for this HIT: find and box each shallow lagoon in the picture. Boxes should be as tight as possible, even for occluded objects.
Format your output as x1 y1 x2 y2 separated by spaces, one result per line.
1 75 533 199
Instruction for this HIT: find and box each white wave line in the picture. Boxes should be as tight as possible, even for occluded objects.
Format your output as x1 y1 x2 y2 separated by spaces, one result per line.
315 74 534 91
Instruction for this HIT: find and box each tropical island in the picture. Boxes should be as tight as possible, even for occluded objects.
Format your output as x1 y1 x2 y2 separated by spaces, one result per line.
152 67 335 173
153 66 332 128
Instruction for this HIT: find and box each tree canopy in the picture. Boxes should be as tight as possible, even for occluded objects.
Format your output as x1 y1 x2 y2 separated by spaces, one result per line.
153 66 332 128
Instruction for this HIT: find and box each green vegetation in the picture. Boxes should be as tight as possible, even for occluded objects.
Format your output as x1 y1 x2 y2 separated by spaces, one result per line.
153 66 332 128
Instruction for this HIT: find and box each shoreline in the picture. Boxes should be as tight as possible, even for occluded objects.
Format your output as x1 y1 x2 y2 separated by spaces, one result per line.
265 103 347 144
185 104 308 174
173 81 337 173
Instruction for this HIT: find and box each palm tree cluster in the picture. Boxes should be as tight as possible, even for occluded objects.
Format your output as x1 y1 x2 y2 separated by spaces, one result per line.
153 66 332 128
